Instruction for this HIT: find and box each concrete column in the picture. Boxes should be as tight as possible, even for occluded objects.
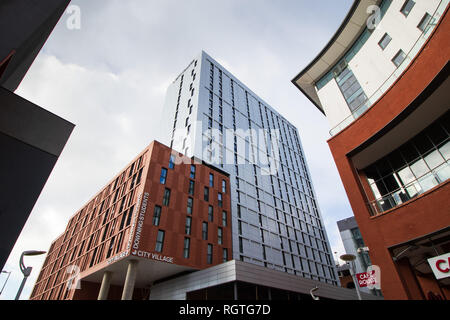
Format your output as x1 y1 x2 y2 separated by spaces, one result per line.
97 271 112 300
121 260 138 300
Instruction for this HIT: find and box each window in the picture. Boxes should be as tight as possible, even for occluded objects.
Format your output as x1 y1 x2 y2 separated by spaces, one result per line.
400 0 415 17
392 50 406 67
334 65 367 113
209 173 214 187
222 180 227 193
378 33 392 50
218 193 223 207
222 211 227 227
187 197 193 214
190 165 196 179
163 188 171 206
208 206 214 222
223 248 228 262
185 217 192 235
218 227 223 245
202 222 208 240
204 187 209 201
155 230 165 253
418 13 432 32
153 205 162 226
160 168 168 184
169 155 176 169
207 244 213 264
183 238 190 258
188 180 195 195
365 111 449 215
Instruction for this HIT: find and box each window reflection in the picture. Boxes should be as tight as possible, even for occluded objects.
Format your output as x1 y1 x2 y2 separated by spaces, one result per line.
364 111 449 215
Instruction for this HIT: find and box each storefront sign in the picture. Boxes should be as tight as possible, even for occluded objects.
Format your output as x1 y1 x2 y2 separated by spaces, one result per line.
428 252 450 280
356 270 377 288
131 249 174 264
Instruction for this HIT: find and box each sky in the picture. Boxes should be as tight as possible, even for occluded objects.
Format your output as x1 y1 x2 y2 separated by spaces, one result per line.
0 0 356 300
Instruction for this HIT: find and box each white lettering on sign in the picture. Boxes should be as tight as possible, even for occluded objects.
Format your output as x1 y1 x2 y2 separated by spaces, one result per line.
106 250 129 265
133 192 149 250
131 250 174 264
428 252 450 280
126 193 142 252
356 265 381 289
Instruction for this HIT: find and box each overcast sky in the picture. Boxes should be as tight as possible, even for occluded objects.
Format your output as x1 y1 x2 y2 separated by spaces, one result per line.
1 0 355 300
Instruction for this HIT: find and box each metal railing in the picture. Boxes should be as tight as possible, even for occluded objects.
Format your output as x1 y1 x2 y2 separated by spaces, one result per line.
368 161 450 216
329 0 449 136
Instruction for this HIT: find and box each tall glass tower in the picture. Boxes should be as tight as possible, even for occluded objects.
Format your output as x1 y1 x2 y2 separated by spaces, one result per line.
161 51 339 285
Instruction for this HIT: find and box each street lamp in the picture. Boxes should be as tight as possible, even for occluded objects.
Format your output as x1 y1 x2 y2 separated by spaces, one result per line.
340 254 362 300
1 271 12 296
15 250 46 300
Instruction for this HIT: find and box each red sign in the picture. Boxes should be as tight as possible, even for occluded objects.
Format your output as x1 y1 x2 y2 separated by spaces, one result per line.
356 270 377 288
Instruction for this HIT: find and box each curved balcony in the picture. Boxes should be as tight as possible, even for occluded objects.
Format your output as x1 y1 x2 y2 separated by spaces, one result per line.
368 162 450 216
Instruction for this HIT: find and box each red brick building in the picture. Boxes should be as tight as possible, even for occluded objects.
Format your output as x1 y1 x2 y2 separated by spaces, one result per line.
30 141 231 300
293 0 450 299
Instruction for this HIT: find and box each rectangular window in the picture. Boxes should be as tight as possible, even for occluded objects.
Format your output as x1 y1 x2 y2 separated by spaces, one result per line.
209 173 214 187
392 50 406 67
207 244 213 264
378 33 392 50
400 0 415 17
153 205 162 226
160 168 168 184
204 187 209 201
190 165 196 179
208 205 214 222
364 112 449 215
223 248 228 262
202 222 208 240
169 155 175 169
188 180 195 195
222 180 227 193
155 230 165 253
183 238 190 258
218 193 223 207
185 216 192 235
417 13 432 32
163 188 171 206
218 227 223 245
222 211 227 227
187 197 193 214
335 65 367 113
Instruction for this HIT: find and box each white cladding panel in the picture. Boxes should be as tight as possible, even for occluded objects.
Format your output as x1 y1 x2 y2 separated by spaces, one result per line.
316 0 441 130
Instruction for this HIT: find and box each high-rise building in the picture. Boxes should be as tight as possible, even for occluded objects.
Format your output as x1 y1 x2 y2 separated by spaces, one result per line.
31 141 232 300
30 52 381 301
292 0 450 299
162 51 339 285
0 0 73 270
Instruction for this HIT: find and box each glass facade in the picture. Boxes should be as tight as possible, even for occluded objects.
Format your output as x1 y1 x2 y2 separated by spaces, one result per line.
365 112 450 214
335 65 368 113
165 52 338 285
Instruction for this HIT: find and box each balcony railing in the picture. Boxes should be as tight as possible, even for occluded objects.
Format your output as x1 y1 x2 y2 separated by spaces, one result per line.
368 162 450 216
329 0 449 136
